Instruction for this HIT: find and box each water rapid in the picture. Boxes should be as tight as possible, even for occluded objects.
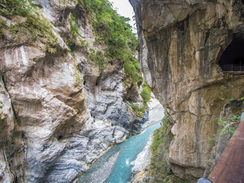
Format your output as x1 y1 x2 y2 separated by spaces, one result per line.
78 122 161 183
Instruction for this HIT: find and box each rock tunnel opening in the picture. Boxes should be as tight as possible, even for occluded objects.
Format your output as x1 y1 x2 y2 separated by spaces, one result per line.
219 38 244 71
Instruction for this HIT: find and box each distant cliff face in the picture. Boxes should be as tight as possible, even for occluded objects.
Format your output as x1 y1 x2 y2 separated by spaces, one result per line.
0 0 147 182
131 0 244 180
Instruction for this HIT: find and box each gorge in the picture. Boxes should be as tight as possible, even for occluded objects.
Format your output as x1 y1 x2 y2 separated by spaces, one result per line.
1 0 244 182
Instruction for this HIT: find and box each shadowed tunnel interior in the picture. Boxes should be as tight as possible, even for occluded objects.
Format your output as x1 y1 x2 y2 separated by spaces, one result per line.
219 38 244 71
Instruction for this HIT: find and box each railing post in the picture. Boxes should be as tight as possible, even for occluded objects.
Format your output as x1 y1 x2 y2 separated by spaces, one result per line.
197 178 213 183
241 112 244 121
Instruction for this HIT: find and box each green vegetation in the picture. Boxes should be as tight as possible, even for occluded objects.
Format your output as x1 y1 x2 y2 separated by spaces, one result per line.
74 67 83 87
218 119 227 127
127 81 151 118
219 126 237 136
0 113 5 120
0 20 5 38
238 97 244 101
149 116 190 182
70 13 79 38
150 116 172 167
218 85 234 104
1 0 142 87
219 85 227 101
76 0 148 116
217 115 240 136
61 0 142 85
226 98 234 103
140 81 151 105
88 49 106 72
209 115 240 143
229 115 240 121
0 0 58 53
67 12 88 52
0 0 33 17
127 103 146 118
208 134 217 143
0 101 5 119
80 0 142 86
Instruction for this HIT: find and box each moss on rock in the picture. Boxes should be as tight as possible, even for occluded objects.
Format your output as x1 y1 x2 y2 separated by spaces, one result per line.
148 116 190 183
0 0 59 53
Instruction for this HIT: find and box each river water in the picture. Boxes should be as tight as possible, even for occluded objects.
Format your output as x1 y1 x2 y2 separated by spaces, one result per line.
77 122 161 183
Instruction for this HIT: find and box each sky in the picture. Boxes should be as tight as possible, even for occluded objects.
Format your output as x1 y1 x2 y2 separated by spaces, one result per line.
108 0 137 33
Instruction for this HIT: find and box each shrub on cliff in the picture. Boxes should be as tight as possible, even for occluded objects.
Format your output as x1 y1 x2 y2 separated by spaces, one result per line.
0 0 32 17
141 81 151 105
80 0 142 86
0 0 58 53
126 81 151 118
127 103 146 118
150 116 190 182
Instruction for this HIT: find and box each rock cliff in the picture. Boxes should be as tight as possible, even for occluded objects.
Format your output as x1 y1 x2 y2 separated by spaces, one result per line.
0 0 149 182
130 0 244 181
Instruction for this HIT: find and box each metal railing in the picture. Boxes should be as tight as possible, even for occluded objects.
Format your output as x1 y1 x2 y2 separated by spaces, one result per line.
197 178 212 183
197 113 244 183
221 64 244 71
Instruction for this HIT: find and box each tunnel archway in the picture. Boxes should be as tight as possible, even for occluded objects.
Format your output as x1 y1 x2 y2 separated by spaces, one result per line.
219 38 244 71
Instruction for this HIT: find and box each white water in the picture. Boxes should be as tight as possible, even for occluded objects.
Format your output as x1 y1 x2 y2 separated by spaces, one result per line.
78 122 161 183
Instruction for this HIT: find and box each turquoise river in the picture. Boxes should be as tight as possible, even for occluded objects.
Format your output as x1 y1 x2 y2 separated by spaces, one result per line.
78 122 161 183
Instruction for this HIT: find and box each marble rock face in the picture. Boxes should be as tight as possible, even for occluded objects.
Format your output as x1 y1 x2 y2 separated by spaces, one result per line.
0 0 147 182
131 0 244 180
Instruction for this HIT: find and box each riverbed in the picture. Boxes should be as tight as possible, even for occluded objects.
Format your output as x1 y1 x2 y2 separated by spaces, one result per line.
77 122 161 183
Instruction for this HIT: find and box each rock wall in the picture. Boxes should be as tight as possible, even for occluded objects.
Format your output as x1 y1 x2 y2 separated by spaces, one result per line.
0 0 147 182
204 99 244 178
130 0 244 180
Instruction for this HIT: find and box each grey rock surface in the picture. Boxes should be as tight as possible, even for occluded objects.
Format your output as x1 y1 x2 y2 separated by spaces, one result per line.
0 75 15 183
0 0 148 182
142 96 165 130
77 151 120 183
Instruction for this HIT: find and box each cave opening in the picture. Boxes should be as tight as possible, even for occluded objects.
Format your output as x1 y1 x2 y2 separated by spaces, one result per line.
242 0 244 5
219 38 244 71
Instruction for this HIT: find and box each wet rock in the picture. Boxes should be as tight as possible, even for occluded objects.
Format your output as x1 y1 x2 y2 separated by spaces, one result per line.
114 126 129 144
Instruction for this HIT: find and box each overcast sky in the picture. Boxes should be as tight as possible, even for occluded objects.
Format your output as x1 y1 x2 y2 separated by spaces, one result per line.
108 0 137 32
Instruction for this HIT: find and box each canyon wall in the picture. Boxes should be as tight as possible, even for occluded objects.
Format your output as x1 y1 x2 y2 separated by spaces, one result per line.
0 0 148 182
130 0 244 180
